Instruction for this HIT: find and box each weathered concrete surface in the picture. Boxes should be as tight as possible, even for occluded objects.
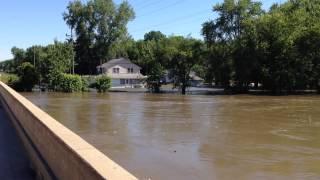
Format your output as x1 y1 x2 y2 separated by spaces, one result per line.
0 106 35 179
0 81 137 180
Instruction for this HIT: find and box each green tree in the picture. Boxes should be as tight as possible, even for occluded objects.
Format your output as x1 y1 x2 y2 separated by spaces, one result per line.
129 33 166 93
202 0 320 94
144 31 166 41
146 61 164 93
63 0 135 74
43 41 75 88
11 47 26 67
254 0 320 93
168 37 204 94
0 59 15 73
202 0 263 91
15 62 39 91
295 28 320 93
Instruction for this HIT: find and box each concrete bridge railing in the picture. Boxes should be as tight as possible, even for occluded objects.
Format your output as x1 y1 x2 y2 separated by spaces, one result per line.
0 82 137 180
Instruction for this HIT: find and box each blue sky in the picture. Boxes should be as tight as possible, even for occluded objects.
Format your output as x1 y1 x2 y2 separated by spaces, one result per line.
0 0 280 61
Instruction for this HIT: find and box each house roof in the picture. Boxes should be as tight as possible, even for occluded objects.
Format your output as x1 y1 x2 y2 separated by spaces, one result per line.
189 71 204 81
97 58 141 70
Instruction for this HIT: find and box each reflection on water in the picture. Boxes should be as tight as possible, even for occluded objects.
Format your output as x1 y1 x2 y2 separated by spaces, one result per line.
22 92 320 180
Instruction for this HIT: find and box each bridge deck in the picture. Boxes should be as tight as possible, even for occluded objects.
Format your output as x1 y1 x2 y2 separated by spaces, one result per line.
0 106 35 179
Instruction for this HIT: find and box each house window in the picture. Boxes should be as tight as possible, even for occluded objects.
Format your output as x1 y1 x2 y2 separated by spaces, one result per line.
113 68 119 74
120 79 125 84
127 68 133 73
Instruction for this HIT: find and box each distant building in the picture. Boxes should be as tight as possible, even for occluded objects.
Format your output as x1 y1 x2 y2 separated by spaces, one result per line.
160 70 174 84
189 71 204 87
97 58 147 88
161 70 204 87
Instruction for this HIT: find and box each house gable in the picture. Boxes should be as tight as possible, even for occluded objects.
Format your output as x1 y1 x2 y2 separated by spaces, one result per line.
98 58 141 70
106 65 138 74
97 58 145 78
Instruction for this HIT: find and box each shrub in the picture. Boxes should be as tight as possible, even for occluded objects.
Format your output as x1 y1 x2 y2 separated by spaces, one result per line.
81 76 89 92
15 62 39 91
81 75 96 91
95 75 111 92
59 74 83 92
1 73 21 90
0 73 19 85
48 70 64 91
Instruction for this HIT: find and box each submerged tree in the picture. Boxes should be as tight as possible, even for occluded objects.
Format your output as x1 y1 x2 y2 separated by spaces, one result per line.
168 37 204 94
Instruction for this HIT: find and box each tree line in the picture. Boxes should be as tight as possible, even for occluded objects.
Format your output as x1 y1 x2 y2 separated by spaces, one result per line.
1 0 320 94
202 0 320 94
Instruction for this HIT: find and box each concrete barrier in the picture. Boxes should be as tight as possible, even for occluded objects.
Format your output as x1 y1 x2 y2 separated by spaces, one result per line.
0 82 137 180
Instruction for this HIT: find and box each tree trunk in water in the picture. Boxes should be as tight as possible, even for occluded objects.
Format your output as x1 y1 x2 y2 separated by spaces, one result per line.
181 85 186 95
317 79 320 94
254 81 259 89
154 84 160 93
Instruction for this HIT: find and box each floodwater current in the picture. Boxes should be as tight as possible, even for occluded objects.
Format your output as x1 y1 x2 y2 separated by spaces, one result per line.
22 92 320 180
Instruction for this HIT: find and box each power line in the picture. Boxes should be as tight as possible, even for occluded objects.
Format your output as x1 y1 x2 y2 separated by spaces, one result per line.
136 0 188 18
131 8 211 33
132 17 207 40
133 0 157 8
134 0 166 10
127 0 145 6
160 16 207 31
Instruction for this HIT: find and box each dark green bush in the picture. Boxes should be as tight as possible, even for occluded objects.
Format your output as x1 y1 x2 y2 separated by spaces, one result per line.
59 74 83 92
15 62 39 91
95 75 111 92
81 76 90 92
48 70 64 91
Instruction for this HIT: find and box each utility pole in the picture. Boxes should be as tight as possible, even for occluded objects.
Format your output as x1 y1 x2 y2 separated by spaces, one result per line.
71 27 75 74
33 47 36 67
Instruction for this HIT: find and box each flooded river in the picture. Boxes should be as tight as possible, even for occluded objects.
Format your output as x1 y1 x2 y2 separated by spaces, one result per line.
22 92 320 180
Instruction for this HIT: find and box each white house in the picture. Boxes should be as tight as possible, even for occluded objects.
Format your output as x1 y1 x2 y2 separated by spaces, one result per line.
97 58 147 88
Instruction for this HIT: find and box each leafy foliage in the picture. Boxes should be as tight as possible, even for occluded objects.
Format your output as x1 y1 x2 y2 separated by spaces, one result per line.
15 62 39 91
0 73 19 86
144 31 166 41
58 73 83 92
202 0 320 94
0 60 15 73
146 61 164 93
63 0 135 74
168 37 204 94
94 75 111 92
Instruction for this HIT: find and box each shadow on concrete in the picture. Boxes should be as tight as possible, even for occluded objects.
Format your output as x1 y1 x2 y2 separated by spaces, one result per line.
0 105 35 179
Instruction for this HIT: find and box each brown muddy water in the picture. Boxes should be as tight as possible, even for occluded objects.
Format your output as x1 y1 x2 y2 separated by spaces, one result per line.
22 92 320 180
